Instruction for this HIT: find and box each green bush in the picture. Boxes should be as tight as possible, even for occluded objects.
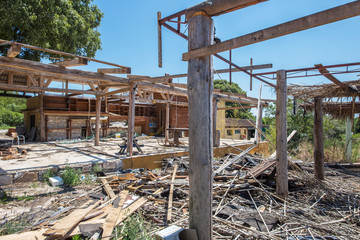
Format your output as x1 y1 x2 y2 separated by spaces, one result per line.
61 166 81 187
43 169 55 184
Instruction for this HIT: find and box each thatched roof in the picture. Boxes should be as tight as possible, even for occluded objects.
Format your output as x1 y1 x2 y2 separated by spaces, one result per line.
302 102 360 117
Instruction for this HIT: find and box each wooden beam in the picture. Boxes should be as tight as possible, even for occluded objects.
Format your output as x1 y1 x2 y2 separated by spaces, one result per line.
52 58 88 67
167 164 178 222
39 93 46 142
217 105 263 110
187 13 213 240
7 44 21 58
28 75 38 86
185 0 267 18
315 64 358 92
0 82 95 95
314 97 324 180
97 67 131 74
127 83 136 156
276 70 288 198
95 97 101 146
0 56 130 85
44 79 53 88
183 1 360 60
7 72 13 85
0 39 128 69
88 83 98 93
213 98 219 147
158 11 163 68
165 101 170 144
345 115 353 163
100 87 130 97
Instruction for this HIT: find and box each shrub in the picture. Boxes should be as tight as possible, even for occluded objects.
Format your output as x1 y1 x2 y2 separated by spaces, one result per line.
61 166 81 187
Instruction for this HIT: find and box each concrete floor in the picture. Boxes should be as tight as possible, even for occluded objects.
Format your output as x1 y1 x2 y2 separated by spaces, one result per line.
0 133 252 173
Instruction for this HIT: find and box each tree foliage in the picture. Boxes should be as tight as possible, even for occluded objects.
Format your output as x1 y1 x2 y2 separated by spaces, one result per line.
214 79 254 119
0 0 103 61
0 94 26 127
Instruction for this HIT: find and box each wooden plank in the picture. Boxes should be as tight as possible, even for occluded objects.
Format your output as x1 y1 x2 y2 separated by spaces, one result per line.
185 0 266 18
167 164 178 222
7 72 13 85
102 190 129 239
345 115 352 163
0 56 130 85
88 83 98 93
248 159 276 178
276 70 288 197
7 44 21 58
314 97 324 180
165 101 170 144
101 178 116 199
0 229 46 240
44 200 100 238
53 58 88 67
158 11 163 68
315 64 358 92
115 196 148 225
127 83 136 156
43 79 53 88
187 13 213 240
183 1 360 60
97 67 131 74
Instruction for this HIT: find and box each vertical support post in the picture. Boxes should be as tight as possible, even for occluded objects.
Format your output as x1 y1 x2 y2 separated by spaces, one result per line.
229 50 232 85
276 70 288 198
213 97 219 147
157 11 162 68
187 12 214 240
39 93 46 142
165 101 170 144
345 115 352 163
127 84 136 156
95 96 101 146
250 58 253 91
314 97 324 180
255 84 262 143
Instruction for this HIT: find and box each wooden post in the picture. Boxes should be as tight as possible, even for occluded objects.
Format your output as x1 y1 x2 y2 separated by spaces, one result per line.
39 93 46 142
187 12 214 240
314 97 324 180
165 101 170 144
157 11 162 68
127 84 136 156
345 115 352 163
276 70 288 198
213 97 219 147
255 84 262 143
95 96 101 146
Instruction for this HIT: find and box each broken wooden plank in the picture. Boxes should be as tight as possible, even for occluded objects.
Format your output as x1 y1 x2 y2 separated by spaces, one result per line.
97 67 131 74
44 200 100 238
102 190 129 239
0 229 46 240
116 196 148 225
52 58 88 67
167 164 178 222
7 44 21 58
101 178 116 199
247 159 276 178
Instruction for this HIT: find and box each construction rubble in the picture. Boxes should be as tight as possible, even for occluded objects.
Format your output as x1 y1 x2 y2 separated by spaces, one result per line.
0 150 359 240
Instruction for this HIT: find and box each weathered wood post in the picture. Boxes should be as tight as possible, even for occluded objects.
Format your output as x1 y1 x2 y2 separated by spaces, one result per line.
95 96 101 146
213 97 220 147
314 97 324 180
187 11 214 240
345 115 352 163
276 70 288 197
127 84 136 156
165 101 170 144
39 93 46 142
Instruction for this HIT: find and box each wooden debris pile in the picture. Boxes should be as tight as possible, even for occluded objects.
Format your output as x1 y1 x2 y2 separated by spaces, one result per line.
0 146 26 160
1 149 359 239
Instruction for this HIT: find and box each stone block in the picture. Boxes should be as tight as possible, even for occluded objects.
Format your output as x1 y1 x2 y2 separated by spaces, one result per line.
14 172 38 183
0 175 13 185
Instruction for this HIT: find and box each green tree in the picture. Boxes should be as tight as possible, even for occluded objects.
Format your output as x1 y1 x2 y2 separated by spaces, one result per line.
0 0 103 61
0 94 26 127
214 79 254 119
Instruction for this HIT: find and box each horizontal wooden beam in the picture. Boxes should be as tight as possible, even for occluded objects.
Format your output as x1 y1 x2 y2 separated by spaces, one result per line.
0 92 31 98
100 87 130 97
0 82 95 95
0 56 130 85
183 1 360 60
185 0 267 17
98 67 131 74
7 44 21 58
52 58 88 67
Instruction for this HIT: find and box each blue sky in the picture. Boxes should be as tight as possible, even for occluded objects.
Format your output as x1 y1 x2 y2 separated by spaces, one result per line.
84 0 360 100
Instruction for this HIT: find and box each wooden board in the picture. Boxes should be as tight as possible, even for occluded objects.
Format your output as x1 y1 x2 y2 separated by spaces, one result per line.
101 178 116 199
44 200 100 238
101 190 129 239
0 229 46 240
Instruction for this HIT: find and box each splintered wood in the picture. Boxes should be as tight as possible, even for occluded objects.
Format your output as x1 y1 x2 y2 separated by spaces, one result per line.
1 145 359 239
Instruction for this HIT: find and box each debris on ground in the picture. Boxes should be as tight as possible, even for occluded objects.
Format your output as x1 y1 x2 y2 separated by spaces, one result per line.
0 149 359 239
